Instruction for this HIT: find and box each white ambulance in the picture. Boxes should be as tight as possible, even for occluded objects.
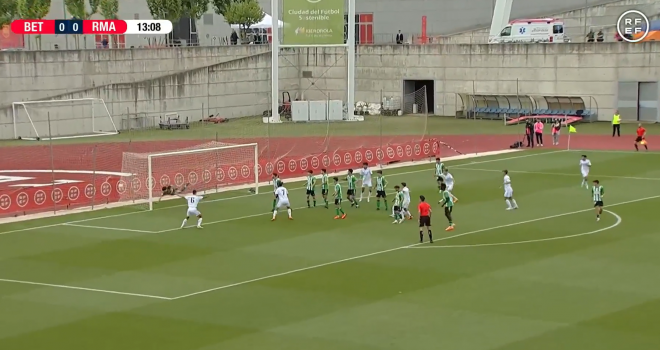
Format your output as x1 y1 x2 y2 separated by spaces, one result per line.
489 18 570 43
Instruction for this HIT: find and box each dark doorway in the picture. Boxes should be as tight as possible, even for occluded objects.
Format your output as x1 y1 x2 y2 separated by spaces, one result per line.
403 80 434 114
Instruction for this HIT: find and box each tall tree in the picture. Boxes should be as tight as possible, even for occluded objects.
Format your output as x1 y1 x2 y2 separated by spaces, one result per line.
146 0 182 46
64 0 99 19
211 0 232 17
146 0 182 22
0 0 18 27
65 0 100 48
223 0 263 38
99 0 117 19
16 0 50 49
181 0 208 20
99 0 118 48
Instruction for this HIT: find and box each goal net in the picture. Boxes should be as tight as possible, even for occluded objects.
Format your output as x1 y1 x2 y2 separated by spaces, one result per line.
12 98 119 141
402 86 429 116
119 142 259 210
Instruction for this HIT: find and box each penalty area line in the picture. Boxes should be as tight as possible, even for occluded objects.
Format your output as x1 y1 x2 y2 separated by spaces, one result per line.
63 223 159 234
409 209 622 249
0 278 173 300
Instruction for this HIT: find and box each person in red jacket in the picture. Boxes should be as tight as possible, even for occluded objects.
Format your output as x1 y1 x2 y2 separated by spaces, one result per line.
635 123 648 151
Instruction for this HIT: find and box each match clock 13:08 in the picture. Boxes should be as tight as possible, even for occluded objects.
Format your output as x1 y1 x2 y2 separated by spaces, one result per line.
124 20 172 34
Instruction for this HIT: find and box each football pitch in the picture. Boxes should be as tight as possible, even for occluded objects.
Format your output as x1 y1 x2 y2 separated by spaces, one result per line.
1 148 660 349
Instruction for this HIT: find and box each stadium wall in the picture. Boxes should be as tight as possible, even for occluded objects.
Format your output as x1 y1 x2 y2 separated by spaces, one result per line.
1 43 659 139
0 45 270 107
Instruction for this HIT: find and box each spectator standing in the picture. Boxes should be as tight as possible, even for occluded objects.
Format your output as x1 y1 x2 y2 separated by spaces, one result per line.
230 30 238 45
525 120 534 148
396 30 404 44
586 30 595 42
534 119 544 146
551 119 561 145
612 111 621 137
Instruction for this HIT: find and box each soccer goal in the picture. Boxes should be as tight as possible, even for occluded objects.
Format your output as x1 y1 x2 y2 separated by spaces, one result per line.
12 98 119 140
119 142 260 211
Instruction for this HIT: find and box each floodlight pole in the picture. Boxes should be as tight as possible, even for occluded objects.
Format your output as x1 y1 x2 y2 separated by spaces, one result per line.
271 0 356 120
347 0 356 118
271 0 280 121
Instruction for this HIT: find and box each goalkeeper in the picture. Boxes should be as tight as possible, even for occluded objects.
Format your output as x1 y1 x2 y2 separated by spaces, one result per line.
160 183 189 201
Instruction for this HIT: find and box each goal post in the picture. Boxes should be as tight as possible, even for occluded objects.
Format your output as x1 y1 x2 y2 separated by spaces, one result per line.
12 98 119 141
119 142 260 211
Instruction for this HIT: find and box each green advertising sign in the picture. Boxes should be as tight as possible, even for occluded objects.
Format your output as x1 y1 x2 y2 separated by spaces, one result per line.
282 0 345 45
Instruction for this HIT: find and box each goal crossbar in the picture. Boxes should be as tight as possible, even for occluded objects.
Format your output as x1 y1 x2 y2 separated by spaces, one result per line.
12 98 119 141
146 143 260 210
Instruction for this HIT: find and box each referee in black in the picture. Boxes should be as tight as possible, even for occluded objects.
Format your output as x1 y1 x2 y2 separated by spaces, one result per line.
418 195 432 243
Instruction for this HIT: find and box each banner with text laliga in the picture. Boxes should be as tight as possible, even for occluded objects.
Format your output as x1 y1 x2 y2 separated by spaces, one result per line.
282 0 344 45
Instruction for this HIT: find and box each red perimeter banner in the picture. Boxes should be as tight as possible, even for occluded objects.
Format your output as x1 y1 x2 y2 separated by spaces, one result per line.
0 140 438 217
1 25 24 49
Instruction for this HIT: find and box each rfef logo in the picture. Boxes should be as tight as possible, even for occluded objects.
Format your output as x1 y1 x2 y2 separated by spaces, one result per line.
617 10 649 43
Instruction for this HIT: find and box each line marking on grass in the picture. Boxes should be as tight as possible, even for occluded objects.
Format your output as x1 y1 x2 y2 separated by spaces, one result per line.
460 168 660 181
0 278 173 300
63 223 159 234
409 210 621 249
170 195 658 300
0 149 564 237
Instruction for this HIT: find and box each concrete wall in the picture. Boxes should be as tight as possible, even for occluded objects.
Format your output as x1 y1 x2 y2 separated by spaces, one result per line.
2 43 659 139
354 43 659 118
0 45 270 107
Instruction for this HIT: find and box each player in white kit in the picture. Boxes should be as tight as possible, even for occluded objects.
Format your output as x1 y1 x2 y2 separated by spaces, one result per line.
272 182 293 220
181 190 203 229
442 169 454 192
579 155 591 189
502 170 519 210
359 162 372 202
400 182 413 220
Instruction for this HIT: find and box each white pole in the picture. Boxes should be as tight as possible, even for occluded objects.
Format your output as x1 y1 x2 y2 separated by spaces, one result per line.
147 154 153 211
567 132 571 151
271 0 280 122
12 103 17 139
92 99 95 132
347 0 356 118
253 143 259 194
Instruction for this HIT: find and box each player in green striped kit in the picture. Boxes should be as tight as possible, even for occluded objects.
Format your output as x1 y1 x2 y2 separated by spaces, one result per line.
434 158 445 190
391 185 404 224
321 168 329 208
271 173 281 211
375 170 388 211
591 180 604 221
333 176 346 219
438 183 458 231
305 170 317 208
347 169 360 208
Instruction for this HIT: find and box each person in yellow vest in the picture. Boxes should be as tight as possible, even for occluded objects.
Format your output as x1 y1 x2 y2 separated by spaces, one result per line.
612 111 621 137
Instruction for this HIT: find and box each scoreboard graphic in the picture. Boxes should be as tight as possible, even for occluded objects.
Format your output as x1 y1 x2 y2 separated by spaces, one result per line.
10 20 172 35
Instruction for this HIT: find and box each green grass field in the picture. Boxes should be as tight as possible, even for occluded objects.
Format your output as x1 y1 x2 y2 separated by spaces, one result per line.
1 149 660 349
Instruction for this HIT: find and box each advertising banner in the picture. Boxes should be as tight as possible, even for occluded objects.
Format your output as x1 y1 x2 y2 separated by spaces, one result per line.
282 0 344 45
